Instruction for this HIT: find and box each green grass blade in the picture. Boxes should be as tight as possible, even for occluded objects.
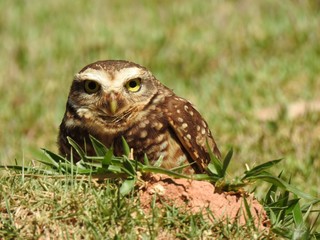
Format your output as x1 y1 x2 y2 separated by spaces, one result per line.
76 160 101 169
73 168 96 174
277 188 290 222
265 171 283 204
207 162 222 177
191 174 220 181
36 158 65 170
41 149 70 166
141 166 192 179
122 157 136 176
302 204 313 223
269 208 277 225
206 140 223 177
67 137 86 160
120 178 136 196
285 198 301 214
292 196 304 227
108 165 122 173
121 136 130 157
89 135 108 156
102 148 114 168
143 153 150 166
243 197 255 230
242 159 282 180
245 175 315 200
222 148 233 177
57 162 76 173
153 155 163 168
0 165 51 174
169 163 192 172
265 188 277 205
310 210 320 233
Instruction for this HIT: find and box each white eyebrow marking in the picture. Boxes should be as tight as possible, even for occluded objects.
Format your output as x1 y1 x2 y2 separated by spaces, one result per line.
116 67 144 81
74 68 110 84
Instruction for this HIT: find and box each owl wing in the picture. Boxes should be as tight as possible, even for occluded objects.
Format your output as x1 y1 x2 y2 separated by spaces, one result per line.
164 96 221 173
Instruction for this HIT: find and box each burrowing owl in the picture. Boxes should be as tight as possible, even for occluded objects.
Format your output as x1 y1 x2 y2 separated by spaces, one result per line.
58 60 220 173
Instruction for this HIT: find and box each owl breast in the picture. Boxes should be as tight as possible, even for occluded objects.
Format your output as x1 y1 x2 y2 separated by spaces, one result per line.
114 110 190 171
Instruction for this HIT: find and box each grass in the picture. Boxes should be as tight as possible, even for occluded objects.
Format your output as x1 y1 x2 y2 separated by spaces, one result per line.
1 0 320 238
0 173 277 239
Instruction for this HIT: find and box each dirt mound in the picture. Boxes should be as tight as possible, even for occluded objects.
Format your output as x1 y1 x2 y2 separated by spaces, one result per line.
138 174 270 230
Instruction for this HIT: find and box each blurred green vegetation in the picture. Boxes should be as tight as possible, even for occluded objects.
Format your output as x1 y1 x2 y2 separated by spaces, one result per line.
0 0 319 199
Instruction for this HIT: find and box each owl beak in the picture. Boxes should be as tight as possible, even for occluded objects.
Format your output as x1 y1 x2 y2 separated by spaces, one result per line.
106 92 118 115
109 100 118 115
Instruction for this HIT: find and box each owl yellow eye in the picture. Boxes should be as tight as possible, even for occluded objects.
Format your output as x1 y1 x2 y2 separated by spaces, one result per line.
125 78 141 92
84 80 100 94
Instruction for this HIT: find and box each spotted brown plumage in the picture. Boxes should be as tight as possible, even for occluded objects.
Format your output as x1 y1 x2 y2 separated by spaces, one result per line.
58 60 220 173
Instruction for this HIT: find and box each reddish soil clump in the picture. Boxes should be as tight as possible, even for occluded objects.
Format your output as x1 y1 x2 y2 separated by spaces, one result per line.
138 174 270 230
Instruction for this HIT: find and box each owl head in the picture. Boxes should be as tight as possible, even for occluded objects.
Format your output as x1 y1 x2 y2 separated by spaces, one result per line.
67 60 160 119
